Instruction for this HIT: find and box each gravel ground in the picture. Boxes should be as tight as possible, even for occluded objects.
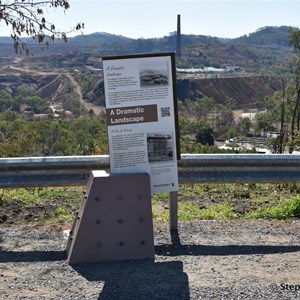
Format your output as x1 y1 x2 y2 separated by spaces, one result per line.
0 220 300 300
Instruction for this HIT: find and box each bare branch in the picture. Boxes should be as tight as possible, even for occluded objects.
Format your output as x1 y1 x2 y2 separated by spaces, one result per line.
0 0 84 54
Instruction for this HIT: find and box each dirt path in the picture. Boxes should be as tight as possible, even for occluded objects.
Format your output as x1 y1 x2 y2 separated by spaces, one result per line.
0 220 299 299
64 72 104 115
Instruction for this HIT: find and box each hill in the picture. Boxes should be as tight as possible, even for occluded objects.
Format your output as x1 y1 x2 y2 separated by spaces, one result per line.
0 26 295 116
176 75 281 105
0 26 294 72
232 26 291 47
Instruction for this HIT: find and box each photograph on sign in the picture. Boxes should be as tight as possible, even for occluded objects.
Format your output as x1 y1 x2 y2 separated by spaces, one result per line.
139 61 169 87
147 133 174 163
103 53 179 193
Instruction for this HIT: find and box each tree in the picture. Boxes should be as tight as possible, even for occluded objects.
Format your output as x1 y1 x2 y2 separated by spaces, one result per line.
288 27 300 152
0 90 14 111
255 112 275 136
0 0 83 54
254 93 268 110
215 104 234 127
195 124 214 146
274 75 292 153
194 96 216 121
236 117 251 136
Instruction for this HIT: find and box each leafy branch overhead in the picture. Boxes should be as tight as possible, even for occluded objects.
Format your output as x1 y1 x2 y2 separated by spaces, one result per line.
0 0 84 54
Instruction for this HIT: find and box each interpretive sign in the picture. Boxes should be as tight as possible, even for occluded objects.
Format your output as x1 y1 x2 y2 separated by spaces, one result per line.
103 53 180 193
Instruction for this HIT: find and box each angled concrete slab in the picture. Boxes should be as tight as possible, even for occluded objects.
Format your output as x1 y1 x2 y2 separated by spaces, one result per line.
67 171 154 264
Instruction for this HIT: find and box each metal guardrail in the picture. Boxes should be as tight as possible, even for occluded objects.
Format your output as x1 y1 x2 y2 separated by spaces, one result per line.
1 154 300 188
178 154 300 184
1 154 300 230
0 155 110 188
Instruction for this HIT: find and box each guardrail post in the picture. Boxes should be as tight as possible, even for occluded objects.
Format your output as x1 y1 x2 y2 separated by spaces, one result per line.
169 191 178 230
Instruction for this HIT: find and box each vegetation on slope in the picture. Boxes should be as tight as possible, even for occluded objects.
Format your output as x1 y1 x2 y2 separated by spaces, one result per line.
1 184 299 224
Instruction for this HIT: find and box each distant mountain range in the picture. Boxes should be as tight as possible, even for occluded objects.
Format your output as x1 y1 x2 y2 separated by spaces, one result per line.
0 26 295 71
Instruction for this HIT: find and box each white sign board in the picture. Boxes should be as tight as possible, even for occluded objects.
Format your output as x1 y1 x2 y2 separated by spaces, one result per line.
103 53 179 193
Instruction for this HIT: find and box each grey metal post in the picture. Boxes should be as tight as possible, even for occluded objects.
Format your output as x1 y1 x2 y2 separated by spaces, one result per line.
169 191 178 230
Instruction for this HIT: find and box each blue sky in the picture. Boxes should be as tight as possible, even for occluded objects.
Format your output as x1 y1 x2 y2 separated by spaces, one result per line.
1 1 300 39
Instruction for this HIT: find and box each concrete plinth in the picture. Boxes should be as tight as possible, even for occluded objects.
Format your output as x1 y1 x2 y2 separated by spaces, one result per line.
67 171 154 264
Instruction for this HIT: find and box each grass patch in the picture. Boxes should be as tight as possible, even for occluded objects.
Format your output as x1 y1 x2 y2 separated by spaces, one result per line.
0 187 83 224
245 195 300 219
178 202 235 221
152 199 235 221
1 183 300 224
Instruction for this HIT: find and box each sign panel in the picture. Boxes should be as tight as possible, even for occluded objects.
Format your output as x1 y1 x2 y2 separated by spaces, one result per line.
103 53 179 193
